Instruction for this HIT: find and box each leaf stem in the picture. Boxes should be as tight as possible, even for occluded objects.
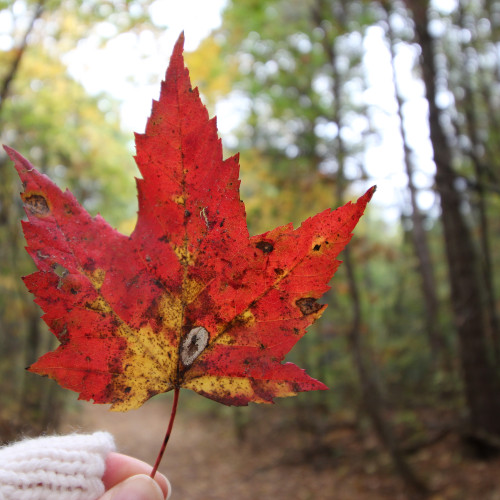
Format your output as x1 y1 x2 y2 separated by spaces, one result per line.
151 387 180 479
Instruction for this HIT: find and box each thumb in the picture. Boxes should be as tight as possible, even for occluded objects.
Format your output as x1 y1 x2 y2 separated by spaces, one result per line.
99 474 166 500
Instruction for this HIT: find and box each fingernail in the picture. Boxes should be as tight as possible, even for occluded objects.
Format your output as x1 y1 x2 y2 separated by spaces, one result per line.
110 474 165 500
158 473 172 500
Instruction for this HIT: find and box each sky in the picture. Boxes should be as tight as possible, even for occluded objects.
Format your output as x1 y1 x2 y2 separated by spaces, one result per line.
64 0 228 134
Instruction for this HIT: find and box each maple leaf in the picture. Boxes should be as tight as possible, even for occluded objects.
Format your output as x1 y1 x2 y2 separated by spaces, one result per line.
4 34 374 413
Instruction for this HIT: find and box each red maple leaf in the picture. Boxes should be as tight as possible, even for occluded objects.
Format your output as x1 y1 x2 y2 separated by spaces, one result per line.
5 34 373 420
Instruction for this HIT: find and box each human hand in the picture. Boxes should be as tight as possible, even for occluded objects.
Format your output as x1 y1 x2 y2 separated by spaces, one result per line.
98 453 171 500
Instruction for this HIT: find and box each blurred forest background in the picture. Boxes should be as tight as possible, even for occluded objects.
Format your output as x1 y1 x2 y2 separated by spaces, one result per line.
1 0 500 499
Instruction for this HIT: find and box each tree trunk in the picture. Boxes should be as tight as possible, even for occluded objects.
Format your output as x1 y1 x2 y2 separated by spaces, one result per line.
404 0 500 437
313 2 429 496
342 247 429 497
19 303 44 422
0 0 45 115
383 1 446 366
456 0 500 366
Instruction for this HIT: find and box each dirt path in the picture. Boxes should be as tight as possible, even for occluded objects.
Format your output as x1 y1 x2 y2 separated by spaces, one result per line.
62 396 500 500
63 396 402 500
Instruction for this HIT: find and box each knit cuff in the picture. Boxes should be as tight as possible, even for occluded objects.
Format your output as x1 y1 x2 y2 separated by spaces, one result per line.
0 432 116 500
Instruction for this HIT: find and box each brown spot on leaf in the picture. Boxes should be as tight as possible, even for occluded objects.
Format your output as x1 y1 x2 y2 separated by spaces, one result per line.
256 241 273 254
296 297 322 315
24 194 49 215
313 244 321 251
274 268 284 276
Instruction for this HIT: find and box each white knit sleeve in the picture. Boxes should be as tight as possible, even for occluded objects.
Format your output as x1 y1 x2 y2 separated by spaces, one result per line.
0 432 116 500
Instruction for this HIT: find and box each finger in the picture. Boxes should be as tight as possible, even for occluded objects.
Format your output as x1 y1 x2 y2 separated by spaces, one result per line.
103 453 170 499
99 474 164 500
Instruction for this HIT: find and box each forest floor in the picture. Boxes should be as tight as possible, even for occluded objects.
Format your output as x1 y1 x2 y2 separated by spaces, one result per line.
62 396 500 500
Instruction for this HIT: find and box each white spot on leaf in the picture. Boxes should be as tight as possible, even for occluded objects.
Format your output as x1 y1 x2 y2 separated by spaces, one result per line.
181 326 209 366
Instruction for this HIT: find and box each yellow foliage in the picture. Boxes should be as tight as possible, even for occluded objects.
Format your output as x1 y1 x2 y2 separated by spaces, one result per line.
185 37 238 112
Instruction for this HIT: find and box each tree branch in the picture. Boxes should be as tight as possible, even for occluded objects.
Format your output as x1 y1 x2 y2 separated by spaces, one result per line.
0 0 46 116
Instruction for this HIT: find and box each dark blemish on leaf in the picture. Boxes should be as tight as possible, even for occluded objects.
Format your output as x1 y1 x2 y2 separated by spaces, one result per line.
147 388 160 399
124 387 131 393
187 337 198 356
185 209 191 217
220 218 225 227
189 88 193 92
159 235 169 243
296 297 322 316
82 258 96 272
274 268 284 276
293 327 300 335
313 244 321 251
70 287 78 295
146 255 151 262
259 342 265 350
85 356 91 362
256 241 273 254
22 181 27 189
24 194 49 215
